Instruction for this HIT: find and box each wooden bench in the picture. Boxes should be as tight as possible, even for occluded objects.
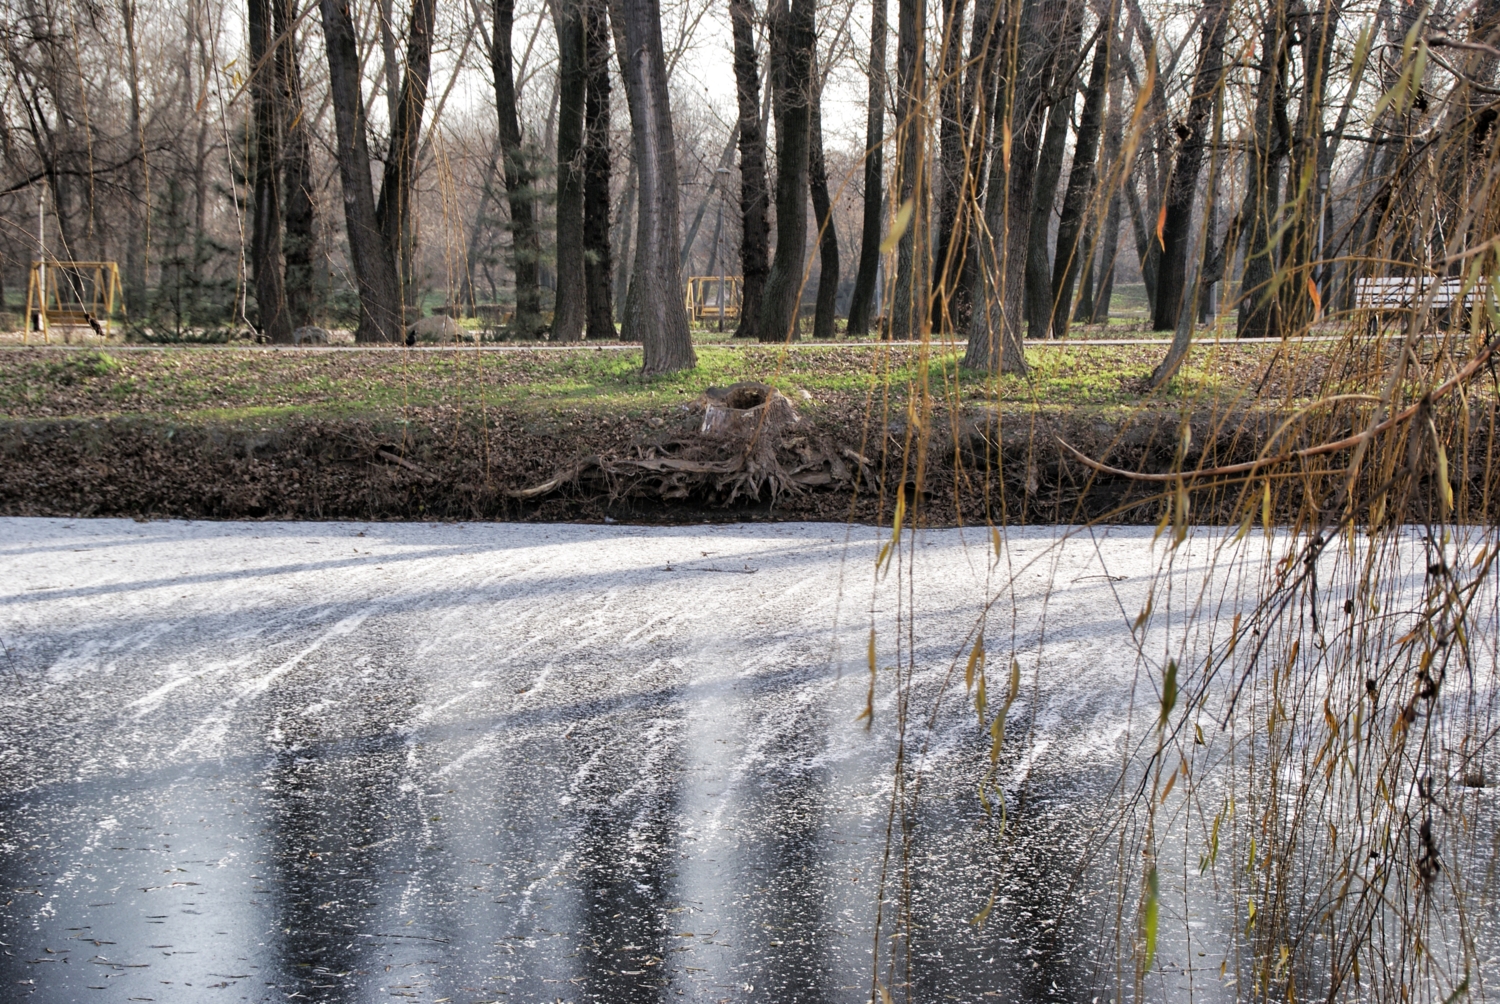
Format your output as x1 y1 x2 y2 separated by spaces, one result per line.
1354 276 1479 332
1354 276 1475 310
473 304 514 325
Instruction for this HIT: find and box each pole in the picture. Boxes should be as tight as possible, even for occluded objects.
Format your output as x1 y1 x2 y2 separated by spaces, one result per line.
715 206 726 332
37 180 47 340
715 166 730 333
1314 166 1329 320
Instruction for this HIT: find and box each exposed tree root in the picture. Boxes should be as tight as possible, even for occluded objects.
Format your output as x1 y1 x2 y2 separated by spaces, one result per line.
509 381 863 505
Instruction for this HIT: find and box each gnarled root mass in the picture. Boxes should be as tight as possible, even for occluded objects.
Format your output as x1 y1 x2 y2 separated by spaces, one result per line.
509 382 867 506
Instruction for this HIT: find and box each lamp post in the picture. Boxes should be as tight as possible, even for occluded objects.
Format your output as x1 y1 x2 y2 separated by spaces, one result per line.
1314 166 1330 319
714 166 730 332
37 180 46 335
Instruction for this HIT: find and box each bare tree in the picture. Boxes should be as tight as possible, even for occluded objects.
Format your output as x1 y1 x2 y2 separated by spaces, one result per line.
1024 27 1076 341
582 0 614 338
320 0 404 341
249 0 291 342
276 0 318 328
119 0 148 314
1050 14 1112 337
1274 0 1338 333
963 0 1064 373
680 130 740 269
610 0 696 371
320 0 435 339
1149 46 1228 386
759 0 816 343
808 54 839 340
845 0 887 336
552 0 587 341
889 0 924 340
936 0 1007 333
375 0 436 307
1150 0 1231 330
930 0 967 332
1238 0 1288 339
730 0 770 340
1089 57 1125 322
1117 2 1171 303
614 160 636 315
493 0 544 338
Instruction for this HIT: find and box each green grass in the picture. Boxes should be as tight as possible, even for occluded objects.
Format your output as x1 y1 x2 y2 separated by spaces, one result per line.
0 339 1329 425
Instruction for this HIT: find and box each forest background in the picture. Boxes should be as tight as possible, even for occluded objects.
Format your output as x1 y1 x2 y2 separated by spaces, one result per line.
4 0 1459 376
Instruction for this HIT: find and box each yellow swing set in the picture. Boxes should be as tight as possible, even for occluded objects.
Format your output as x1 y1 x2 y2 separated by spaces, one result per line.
24 260 122 343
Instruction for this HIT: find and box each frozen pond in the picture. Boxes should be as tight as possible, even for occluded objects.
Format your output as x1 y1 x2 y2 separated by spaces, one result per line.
0 518 1494 1003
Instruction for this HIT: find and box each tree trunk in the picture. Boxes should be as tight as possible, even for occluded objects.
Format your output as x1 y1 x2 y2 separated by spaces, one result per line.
614 159 635 320
1124 177 1158 302
276 0 317 328
680 128 740 270
1150 0 1230 330
1347 1 1405 298
190 2 212 306
1197 187 1221 322
1275 0 1337 333
963 0 1060 373
808 60 839 340
1050 20 1111 337
373 0 435 316
582 0 614 338
1237 3 1287 339
758 0 816 343
1315 0 1372 311
1090 63 1125 323
493 0 544 338
1025 89 1072 339
534 75 561 299
930 0 967 332
378 0 401 127
552 0 587 341
1024 0 1081 340
889 0 924 340
846 0 888 336
320 0 404 341
1122 0 1173 223
942 0 1007 334
729 0 771 339
461 138 503 316
1092 198 1122 321
610 0 696 372
1149 63 1228 387
1441 0 1500 258
119 0 148 316
249 0 291 342
1076 230 1095 320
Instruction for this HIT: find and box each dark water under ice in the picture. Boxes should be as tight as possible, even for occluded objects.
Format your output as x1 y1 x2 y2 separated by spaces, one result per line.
3 518 1489 1002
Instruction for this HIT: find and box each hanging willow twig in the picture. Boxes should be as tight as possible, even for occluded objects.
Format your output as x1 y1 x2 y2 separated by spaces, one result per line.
1057 331 1500 482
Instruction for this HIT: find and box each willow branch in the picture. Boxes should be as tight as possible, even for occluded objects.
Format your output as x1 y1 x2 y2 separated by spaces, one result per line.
1058 334 1500 483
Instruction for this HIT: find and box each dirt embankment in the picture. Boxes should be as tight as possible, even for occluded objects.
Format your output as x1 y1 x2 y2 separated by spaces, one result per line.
4 391 1486 525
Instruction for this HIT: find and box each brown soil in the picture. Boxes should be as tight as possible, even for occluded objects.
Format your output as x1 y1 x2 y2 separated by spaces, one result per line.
2 395 1451 527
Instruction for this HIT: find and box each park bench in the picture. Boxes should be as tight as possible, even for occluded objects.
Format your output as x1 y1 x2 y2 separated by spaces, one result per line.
1353 275 1480 331
1354 275 1475 311
473 304 515 325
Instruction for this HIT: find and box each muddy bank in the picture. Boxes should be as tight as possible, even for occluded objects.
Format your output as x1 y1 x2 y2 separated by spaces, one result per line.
0 401 1486 524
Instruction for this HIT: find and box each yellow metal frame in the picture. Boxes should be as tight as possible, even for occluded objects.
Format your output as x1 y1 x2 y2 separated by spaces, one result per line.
24 260 122 343
684 275 742 323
